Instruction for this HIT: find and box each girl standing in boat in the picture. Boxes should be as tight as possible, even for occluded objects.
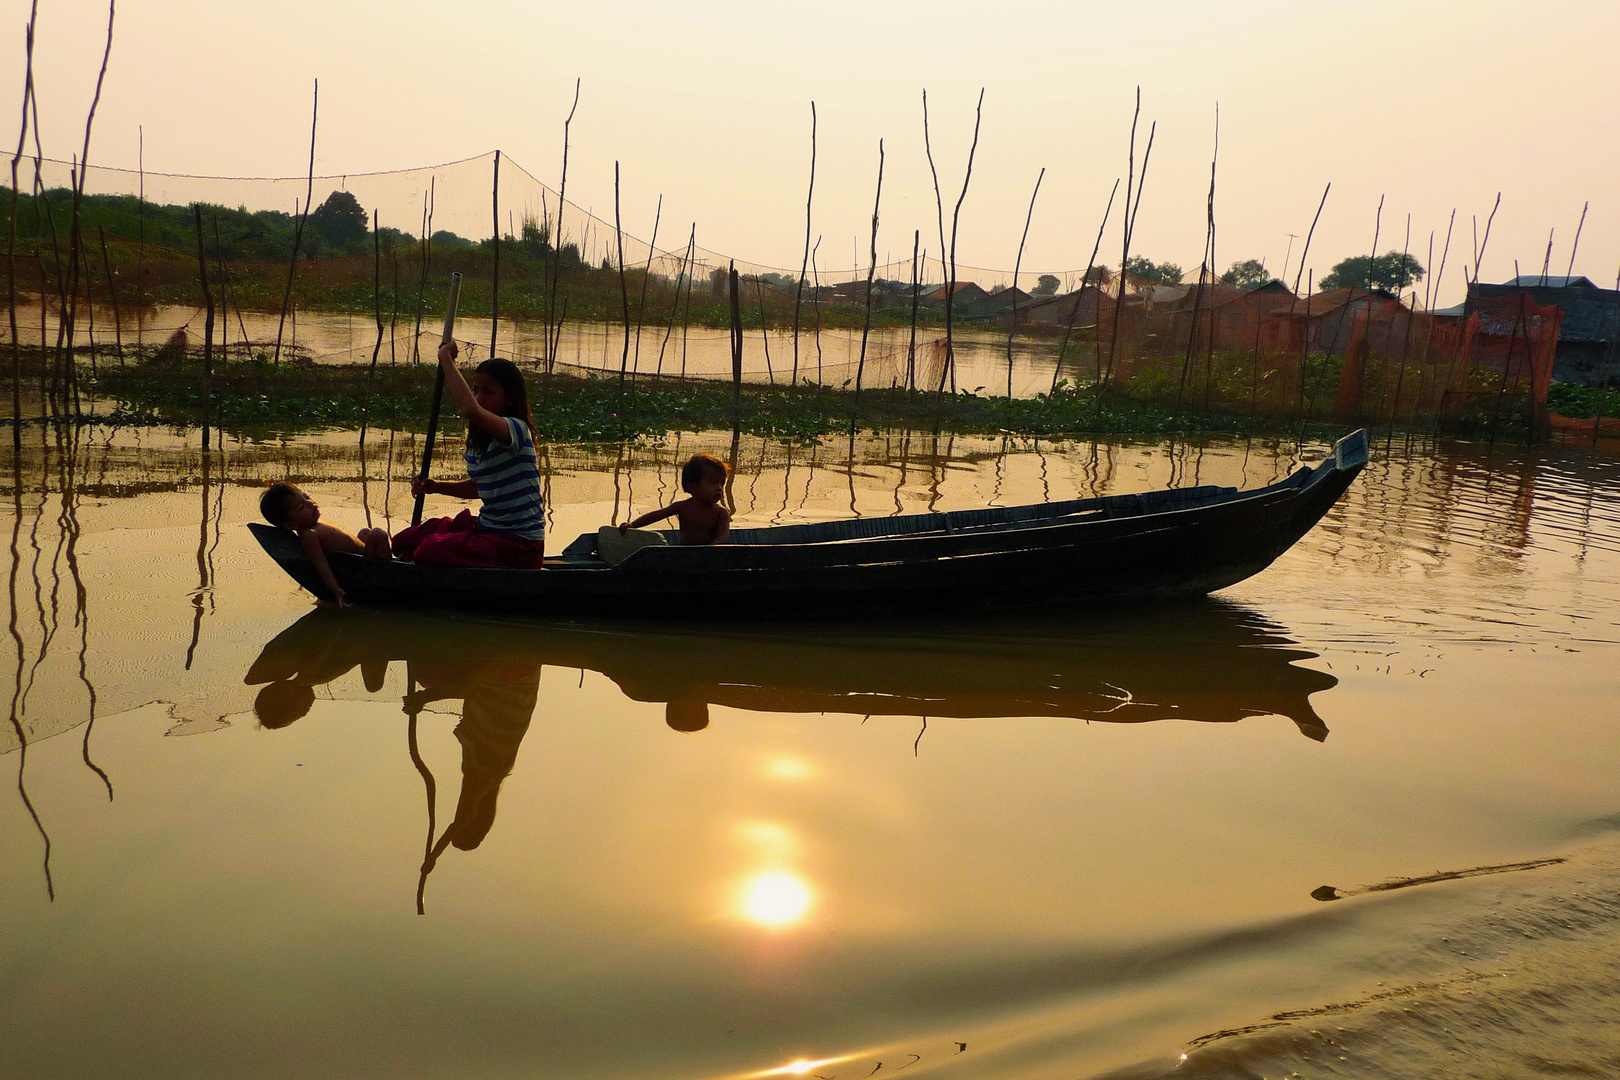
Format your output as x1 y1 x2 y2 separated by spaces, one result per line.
393 341 546 569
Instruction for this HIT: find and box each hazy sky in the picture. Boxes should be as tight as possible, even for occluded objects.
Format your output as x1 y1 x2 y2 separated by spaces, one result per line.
7 0 1619 303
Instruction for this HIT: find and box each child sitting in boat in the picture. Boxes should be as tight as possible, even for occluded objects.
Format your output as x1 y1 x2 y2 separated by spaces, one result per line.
619 453 732 545
259 482 392 608
393 341 547 569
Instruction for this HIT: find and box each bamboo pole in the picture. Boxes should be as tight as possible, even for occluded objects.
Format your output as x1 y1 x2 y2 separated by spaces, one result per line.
1177 130 1218 419
926 89 984 402
1288 183 1331 425
273 80 318 367
728 263 742 434
96 229 123 365
1470 192 1501 284
1592 267 1618 446
1006 167 1044 400
1201 106 1219 414
810 238 823 387
792 102 816 389
360 209 383 449
136 125 143 320
906 230 920 391
755 279 774 385
490 149 500 357
1101 89 1157 400
545 80 581 372
1565 201 1588 280
411 272 463 527
192 205 214 450
614 161 631 399
853 139 885 411
62 0 115 419
410 180 434 363
632 193 661 377
7 1 37 447
1049 178 1118 398
655 225 693 376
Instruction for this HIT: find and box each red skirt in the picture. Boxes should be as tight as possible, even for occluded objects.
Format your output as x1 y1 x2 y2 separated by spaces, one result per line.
392 510 545 569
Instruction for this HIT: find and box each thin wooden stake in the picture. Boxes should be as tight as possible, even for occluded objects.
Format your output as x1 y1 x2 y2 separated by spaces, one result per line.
614 161 631 400
792 102 816 388
192 204 214 450
906 230 921 391
1566 201 1589 280
1006 167 1044 400
632 193 661 376
1049 178 1117 398
728 263 742 433
7 1 38 448
490 149 501 357
853 139 885 411
273 80 317 366
360 209 383 449
545 80 581 371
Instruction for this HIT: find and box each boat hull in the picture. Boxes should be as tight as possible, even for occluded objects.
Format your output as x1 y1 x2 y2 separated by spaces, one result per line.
248 431 1368 618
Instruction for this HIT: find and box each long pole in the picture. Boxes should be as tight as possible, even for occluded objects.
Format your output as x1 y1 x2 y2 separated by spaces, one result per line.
791 102 816 388
192 205 214 451
7 1 37 449
273 80 318 366
411 272 463 527
489 149 500 357
1007 167 1044 400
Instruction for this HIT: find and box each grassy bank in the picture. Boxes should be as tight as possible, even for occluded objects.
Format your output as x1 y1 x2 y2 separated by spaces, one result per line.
5 344 1522 444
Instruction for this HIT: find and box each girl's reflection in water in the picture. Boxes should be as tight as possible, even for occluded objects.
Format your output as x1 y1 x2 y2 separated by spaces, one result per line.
407 656 539 855
247 618 541 909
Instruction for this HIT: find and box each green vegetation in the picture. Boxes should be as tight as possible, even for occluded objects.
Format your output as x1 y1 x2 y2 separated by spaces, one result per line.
1319 250 1425 293
1125 256 1183 286
1220 259 1271 289
1548 381 1614 419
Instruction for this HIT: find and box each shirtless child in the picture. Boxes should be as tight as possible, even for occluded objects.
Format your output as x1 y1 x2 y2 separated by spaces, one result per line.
260 482 392 607
619 453 731 545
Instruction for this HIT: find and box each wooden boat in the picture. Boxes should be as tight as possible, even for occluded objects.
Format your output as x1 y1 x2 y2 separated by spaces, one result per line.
246 601 1338 740
248 429 1369 617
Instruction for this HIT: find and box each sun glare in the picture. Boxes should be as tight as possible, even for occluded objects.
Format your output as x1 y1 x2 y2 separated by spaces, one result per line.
742 871 812 927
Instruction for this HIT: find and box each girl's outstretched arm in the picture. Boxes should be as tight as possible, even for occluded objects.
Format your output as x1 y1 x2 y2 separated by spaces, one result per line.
438 340 512 443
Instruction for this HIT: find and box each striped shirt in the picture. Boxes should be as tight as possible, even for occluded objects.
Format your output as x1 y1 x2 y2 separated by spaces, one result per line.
466 417 545 540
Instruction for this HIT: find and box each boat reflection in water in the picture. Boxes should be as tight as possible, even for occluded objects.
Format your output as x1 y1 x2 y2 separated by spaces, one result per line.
245 603 1337 902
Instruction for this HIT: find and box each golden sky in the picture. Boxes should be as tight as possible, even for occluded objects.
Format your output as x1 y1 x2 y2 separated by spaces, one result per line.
8 0 1619 303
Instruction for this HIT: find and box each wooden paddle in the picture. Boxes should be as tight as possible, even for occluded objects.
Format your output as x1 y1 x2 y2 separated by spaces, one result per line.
411 272 463 527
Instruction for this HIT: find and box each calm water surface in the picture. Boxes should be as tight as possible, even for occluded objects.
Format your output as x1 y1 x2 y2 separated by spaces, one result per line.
3 427 1619 1079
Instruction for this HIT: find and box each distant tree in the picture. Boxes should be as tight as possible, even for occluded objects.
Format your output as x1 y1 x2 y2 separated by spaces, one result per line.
1125 256 1184 286
1219 258 1270 289
1083 264 1111 286
1032 273 1060 298
430 229 474 249
306 190 370 252
1319 250 1425 293
709 266 729 296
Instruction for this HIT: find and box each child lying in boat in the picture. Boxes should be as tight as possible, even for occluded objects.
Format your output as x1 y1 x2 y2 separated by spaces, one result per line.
619 453 732 546
260 482 392 608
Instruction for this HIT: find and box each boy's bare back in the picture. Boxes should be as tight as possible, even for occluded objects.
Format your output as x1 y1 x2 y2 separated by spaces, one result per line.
672 497 730 546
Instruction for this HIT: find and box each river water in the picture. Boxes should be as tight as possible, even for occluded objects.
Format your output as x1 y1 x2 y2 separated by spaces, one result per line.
12 302 1070 397
3 426 1619 1079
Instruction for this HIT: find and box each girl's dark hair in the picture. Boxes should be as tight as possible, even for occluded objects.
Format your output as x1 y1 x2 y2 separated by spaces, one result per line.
468 357 535 452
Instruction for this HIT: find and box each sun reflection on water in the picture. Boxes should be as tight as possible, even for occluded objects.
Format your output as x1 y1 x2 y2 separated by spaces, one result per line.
741 871 813 927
